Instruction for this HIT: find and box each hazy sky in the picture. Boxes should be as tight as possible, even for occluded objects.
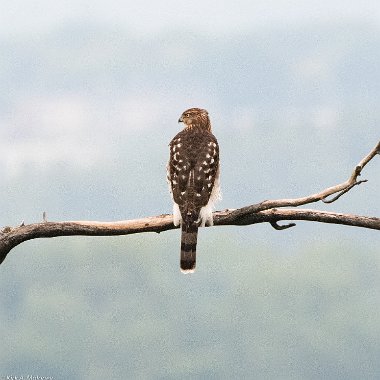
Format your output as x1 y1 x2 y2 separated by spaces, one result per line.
2 0 380 36
1 0 379 180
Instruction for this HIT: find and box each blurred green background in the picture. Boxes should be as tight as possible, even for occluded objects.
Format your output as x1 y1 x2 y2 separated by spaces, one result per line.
0 1 379 379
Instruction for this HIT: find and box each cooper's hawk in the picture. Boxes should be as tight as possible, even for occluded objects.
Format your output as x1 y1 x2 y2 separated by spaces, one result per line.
167 108 220 273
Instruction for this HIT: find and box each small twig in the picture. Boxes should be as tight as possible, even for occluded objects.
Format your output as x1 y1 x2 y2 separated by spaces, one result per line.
322 180 367 203
270 221 296 230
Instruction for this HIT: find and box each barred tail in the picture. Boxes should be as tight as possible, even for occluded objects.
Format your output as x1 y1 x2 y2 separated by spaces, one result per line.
180 221 198 273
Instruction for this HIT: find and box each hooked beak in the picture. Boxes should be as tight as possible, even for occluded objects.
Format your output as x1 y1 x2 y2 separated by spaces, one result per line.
178 115 183 123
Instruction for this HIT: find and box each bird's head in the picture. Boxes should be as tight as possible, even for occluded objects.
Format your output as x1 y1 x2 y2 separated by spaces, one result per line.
178 108 211 131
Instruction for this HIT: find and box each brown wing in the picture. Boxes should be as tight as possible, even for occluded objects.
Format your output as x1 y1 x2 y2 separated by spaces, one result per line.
168 132 191 206
193 139 219 208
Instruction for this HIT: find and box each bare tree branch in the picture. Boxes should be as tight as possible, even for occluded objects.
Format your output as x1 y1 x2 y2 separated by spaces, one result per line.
0 141 379 265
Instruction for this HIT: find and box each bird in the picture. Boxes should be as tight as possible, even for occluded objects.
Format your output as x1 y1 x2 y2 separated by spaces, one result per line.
167 108 221 273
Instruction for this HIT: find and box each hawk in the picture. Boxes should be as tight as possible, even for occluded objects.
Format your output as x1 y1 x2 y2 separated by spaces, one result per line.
167 108 221 273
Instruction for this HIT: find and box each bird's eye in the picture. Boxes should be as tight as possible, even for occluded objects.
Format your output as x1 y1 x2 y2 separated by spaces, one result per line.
185 113 190 117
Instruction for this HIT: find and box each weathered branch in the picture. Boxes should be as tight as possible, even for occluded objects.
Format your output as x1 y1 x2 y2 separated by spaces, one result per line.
0 141 379 265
